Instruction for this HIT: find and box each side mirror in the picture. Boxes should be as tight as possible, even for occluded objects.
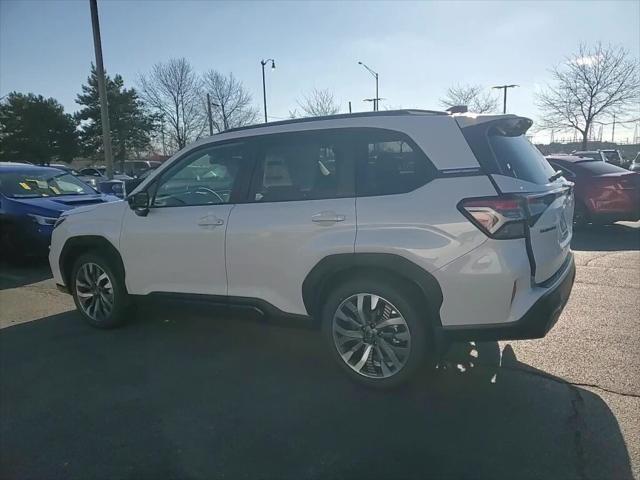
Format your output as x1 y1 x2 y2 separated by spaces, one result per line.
111 182 124 198
128 191 150 217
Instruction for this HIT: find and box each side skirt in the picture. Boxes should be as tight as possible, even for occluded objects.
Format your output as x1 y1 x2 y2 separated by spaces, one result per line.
140 292 314 329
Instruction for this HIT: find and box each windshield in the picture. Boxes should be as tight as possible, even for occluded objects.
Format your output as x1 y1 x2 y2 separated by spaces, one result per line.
0 171 97 198
603 151 621 162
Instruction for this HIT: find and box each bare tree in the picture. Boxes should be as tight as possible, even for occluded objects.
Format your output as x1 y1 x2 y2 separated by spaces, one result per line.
536 43 639 149
139 58 205 151
440 84 498 113
294 88 341 117
202 71 258 132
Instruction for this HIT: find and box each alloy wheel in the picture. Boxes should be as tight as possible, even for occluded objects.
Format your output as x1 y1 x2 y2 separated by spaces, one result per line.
332 293 411 379
75 262 115 322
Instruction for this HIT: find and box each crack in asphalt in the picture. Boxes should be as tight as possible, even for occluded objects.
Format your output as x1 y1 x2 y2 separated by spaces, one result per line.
574 279 639 290
497 364 640 398
568 385 588 480
580 265 640 271
584 251 628 267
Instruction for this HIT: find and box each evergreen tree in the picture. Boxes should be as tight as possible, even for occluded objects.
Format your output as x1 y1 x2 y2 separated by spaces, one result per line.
76 65 155 166
0 92 78 164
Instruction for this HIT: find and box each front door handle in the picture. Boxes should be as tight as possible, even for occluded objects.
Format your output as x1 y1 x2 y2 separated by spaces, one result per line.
311 211 346 224
198 215 224 228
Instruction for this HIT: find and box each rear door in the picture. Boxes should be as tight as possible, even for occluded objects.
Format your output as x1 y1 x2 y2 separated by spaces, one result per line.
225 129 357 315
460 117 574 283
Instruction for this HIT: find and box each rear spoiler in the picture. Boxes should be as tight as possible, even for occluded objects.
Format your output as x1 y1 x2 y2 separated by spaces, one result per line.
454 114 533 136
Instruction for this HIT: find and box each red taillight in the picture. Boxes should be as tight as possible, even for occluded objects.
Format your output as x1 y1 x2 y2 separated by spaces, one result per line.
459 191 564 239
459 196 527 239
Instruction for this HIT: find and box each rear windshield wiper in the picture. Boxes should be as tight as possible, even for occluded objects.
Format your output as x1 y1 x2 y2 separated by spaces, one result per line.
549 171 564 182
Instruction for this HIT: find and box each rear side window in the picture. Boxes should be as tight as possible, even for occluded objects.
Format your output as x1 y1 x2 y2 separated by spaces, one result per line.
462 119 555 185
357 132 434 196
250 131 355 202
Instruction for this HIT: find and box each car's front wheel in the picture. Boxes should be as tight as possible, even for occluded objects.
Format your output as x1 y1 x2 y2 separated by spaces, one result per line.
322 278 431 388
573 201 590 228
71 253 130 329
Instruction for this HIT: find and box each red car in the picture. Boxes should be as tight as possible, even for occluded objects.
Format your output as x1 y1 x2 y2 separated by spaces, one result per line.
546 155 640 226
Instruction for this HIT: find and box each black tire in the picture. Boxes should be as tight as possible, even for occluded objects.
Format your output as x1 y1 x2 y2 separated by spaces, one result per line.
573 201 589 229
321 277 432 389
0 223 25 263
70 252 130 329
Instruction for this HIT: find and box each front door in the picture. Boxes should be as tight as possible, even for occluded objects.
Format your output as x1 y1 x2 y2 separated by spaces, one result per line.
120 141 251 296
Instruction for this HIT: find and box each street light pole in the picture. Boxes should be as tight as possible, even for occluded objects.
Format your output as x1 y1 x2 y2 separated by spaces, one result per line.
358 61 380 111
375 73 379 112
89 0 113 179
492 84 519 114
260 59 275 123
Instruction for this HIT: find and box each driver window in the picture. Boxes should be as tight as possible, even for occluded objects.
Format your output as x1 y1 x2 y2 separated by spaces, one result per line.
153 143 244 207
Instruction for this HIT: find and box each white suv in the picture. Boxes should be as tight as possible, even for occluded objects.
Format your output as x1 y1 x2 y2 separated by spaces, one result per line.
49 110 576 388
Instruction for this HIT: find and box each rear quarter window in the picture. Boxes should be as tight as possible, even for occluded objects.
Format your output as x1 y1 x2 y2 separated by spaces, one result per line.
461 120 555 185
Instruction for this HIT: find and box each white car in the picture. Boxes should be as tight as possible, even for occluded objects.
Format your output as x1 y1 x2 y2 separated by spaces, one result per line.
49 110 576 388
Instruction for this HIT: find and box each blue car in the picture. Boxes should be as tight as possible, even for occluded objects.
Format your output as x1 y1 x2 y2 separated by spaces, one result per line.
0 163 119 257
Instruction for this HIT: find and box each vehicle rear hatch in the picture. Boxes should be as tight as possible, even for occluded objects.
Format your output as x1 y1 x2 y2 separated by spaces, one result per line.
458 116 574 284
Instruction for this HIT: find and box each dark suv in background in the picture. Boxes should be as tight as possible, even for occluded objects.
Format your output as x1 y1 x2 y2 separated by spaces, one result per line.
122 160 162 178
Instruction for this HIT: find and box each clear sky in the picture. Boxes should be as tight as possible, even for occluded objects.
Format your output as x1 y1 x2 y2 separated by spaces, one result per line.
1 0 639 142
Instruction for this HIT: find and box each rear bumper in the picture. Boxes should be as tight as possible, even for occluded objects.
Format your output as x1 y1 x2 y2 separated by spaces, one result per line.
443 252 576 341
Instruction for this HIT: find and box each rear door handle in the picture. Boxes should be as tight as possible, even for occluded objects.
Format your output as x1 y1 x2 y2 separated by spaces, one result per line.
311 211 346 224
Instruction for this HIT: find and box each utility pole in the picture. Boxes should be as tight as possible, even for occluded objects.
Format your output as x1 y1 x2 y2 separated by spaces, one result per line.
89 0 113 179
206 93 214 136
210 100 228 131
611 113 616 143
220 102 228 130
348 101 352 114
492 84 518 114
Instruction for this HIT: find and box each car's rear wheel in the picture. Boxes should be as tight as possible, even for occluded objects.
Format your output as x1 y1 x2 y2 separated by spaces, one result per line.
71 252 130 329
321 278 431 388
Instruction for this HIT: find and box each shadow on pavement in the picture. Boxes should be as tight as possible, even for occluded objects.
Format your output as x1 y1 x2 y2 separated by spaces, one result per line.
571 222 640 252
0 304 633 480
0 258 52 291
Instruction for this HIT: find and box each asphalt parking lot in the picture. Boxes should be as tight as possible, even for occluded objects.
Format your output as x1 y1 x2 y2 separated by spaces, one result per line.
1 223 638 480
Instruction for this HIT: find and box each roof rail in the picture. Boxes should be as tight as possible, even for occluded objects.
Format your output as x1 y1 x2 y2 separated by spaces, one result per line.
220 109 448 135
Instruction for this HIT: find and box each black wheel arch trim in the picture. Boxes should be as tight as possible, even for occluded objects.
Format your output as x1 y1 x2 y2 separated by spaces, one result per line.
59 235 126 290
302 253 444 327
